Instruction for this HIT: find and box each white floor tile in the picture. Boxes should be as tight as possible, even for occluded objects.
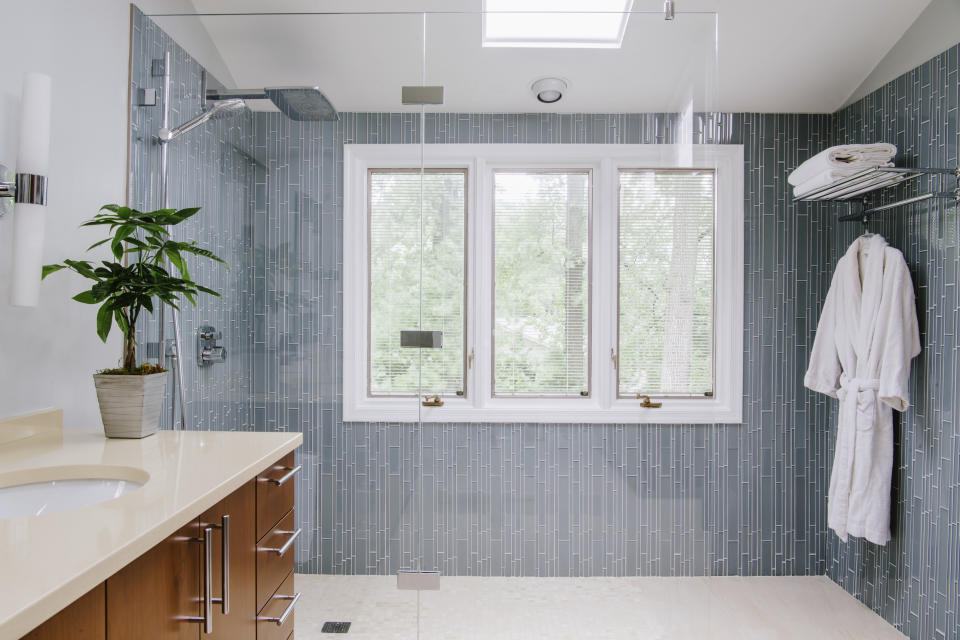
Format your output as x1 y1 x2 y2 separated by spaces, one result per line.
293 574 905 639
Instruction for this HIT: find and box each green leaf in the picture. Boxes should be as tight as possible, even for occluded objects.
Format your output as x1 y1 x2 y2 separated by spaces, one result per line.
114 308 129 334
195 285 220 297
96 303 113 342
172 207 202 222
110 224 137 259
42 264 66 279
72 290 102 304
164 248 188 279
178 244 227 265
64 260 99 281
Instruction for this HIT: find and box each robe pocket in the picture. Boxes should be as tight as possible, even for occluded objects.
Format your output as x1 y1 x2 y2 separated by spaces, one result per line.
854 390 879 431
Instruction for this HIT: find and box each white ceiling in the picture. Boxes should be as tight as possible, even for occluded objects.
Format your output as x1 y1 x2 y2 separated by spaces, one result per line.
150 0 933 114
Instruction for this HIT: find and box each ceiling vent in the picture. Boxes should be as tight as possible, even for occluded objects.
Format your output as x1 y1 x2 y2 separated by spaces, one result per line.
531 77 567 104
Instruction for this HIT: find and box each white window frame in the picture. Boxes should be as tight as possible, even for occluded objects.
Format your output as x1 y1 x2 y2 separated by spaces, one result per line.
343 144 743 424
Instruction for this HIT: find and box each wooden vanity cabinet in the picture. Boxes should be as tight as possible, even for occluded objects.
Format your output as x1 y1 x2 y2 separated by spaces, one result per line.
20 456 297 640
201 479 257 640
21 584 105 640
105 519 202 640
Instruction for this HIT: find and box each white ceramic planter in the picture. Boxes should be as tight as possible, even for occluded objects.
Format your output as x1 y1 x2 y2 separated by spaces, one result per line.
93 371 168 438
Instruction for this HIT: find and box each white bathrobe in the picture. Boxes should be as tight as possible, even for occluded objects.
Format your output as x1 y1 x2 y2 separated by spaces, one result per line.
804 234 920 545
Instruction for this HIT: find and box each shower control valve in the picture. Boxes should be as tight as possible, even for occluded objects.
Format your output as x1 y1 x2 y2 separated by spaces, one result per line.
199 327 221 341
198 325 226 367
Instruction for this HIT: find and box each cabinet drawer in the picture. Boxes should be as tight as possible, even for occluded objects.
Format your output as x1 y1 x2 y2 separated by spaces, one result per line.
256 509 297 612
256 452 298 540
256 572 298 640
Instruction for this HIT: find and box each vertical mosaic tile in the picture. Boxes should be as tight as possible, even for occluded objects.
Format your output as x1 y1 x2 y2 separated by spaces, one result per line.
829 42 960 640
271 110 832 581
129 8 257 433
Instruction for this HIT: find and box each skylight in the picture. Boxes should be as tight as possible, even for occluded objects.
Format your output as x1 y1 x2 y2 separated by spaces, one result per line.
483 0 634 49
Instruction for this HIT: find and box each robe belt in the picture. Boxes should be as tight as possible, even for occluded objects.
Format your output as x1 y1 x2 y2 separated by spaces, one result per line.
837 375 880 399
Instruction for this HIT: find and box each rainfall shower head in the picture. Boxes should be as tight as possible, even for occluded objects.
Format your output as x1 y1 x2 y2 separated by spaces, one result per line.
159 99 246 143
207 86 338 121
265 87 337 121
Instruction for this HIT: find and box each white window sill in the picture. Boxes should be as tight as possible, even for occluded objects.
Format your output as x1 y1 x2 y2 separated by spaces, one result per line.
343 396 742 424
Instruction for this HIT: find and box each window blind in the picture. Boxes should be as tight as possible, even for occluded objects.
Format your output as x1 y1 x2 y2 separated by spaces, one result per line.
493 171 590 396
618 169 714 397
368 169 466 396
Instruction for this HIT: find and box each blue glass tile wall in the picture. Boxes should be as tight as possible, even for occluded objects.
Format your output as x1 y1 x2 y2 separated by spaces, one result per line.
249 107 839 579
829 43 960 640
129 8 258 432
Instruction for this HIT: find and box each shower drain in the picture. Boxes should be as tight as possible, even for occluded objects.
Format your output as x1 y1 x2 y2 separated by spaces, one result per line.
322 621 352 633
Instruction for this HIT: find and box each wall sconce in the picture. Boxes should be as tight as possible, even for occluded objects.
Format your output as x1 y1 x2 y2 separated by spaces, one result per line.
0 72 52 307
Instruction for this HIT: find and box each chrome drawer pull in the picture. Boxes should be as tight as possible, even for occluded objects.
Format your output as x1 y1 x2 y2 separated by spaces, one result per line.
202 514 231 615
259 592 301 626
260 528 301 556
260 464 301 486
185 527 215 634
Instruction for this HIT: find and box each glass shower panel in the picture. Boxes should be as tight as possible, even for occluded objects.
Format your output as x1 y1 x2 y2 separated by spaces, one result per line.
133 7 429 623
414 10 719 630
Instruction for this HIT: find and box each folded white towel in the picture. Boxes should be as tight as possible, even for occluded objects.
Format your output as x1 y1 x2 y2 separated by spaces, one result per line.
793 164 901 199
788 144 897 186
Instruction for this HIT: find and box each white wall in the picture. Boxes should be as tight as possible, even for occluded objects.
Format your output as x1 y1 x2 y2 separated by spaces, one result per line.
0 1 225 428
844 0 960 105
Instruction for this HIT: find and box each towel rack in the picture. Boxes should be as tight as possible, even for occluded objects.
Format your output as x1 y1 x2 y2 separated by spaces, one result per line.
792 165 960 222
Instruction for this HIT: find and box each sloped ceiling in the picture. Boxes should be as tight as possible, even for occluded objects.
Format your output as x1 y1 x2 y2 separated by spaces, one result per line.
147 0 932 114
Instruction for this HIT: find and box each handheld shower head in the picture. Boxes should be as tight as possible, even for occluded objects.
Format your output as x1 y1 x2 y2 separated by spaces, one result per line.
158 99 246 143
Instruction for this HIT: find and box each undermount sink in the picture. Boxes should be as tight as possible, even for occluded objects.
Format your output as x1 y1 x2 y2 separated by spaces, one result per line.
0 465 149 519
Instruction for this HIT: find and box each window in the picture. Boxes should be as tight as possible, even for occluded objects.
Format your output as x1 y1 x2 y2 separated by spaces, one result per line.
368 170 467 396
493 171 590 396
618 169 714 398
343 144 743 423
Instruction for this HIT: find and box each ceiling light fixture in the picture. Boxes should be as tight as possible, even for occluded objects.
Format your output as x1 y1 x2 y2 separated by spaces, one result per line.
483 0 634 49
531 78 567 104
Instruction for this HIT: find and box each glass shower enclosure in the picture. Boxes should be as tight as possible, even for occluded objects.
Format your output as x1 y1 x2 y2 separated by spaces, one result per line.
130 4 718 634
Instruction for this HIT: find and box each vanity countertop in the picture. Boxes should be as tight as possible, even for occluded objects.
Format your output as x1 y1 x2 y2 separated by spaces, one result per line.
0 409 302 639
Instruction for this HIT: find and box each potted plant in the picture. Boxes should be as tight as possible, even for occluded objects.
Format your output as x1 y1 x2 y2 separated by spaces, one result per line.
43 204 223 438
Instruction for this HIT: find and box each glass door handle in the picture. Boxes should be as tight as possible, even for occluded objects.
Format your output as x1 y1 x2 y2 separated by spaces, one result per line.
422 394 444 407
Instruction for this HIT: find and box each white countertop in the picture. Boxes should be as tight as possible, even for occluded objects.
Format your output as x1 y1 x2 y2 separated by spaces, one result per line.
0 410 302 639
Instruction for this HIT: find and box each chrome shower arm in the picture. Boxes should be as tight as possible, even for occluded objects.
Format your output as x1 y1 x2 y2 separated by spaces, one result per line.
206 88 270 100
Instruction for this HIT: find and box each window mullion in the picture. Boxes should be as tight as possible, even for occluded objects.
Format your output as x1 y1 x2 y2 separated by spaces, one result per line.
593 158 616 410
473 158 493 409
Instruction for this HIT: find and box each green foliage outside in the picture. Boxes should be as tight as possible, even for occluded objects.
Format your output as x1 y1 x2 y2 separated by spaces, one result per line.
369 172 465 396
367 168 715 399
493 172 589 396
618 171 714 396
